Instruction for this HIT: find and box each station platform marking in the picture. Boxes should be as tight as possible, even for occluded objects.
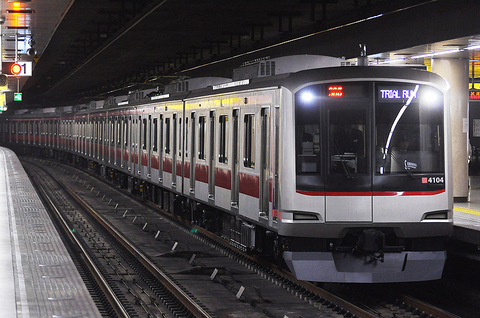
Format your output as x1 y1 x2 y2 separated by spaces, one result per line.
453 206 480 216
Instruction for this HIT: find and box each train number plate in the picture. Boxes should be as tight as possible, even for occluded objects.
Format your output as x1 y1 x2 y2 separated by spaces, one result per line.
422 176 444 184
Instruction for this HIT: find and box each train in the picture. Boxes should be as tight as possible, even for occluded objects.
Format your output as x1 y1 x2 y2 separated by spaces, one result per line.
0 55 453 283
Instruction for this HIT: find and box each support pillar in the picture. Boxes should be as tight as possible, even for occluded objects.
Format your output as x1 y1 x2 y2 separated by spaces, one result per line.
431 57 469 202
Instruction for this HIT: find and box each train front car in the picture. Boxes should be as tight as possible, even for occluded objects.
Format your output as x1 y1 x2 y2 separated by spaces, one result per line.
279 66 452 283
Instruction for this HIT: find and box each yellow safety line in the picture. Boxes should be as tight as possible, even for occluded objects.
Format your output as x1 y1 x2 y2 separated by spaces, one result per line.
453 206 480 216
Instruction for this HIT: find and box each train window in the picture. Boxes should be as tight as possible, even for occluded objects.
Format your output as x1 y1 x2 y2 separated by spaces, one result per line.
190 113 196 160
142 118 147 150
295 85 322 176
178 117 181 156
375 83 444 174
99 119 103 142
152 118 158 152
124 117 129 147
159 115 163 156
117 117 121 146
243 114 255 168
219 115 228 164
198 116 206 160
110 117 114 143
185 117 189 158
329 108 367 175
165 117 171 154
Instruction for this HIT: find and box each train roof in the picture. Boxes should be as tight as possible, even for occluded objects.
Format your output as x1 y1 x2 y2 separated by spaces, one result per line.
280 65 450 93
2 57 450 119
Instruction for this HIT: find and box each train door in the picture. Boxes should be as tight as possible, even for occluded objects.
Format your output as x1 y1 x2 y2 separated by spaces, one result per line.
109 116 115 164
147 115 152 177
159 114 164 183
115 116 121 167
172 113 177 188
177 114 183 192
121 116 126 169
87 118 92 157
98 117 103 160
139 115 146 176
231 109 240 208
134 115 140 175
259 107 270 217
126 116 132 171
128 115 134 172
189 112 196 195
208 110 215 201
325 103 372 222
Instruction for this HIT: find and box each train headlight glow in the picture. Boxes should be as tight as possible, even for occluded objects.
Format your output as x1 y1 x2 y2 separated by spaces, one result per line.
300 91 315 103
420 88 441 107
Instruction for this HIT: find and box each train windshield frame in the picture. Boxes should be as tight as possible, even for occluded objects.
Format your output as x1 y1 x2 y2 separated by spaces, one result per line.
295 81 445 192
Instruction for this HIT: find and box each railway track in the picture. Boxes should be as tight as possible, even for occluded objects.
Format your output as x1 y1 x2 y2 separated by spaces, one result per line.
22 156 463 318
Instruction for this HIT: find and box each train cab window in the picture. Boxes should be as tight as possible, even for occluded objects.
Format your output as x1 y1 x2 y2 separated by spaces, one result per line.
329 109 367 175
243 114 255 168
295 86 321 176
375 84 444 174
219 115 228 164
198 116 206 160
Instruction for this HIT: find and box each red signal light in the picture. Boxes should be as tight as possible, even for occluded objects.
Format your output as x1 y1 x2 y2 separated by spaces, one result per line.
328 85 343 97
10 63 22 75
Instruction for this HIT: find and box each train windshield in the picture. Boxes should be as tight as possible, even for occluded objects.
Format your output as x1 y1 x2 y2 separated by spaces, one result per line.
375 84 444 175
295 81 444 191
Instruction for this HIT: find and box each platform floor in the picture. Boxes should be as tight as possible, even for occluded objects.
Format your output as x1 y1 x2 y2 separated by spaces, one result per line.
453 177 480 245
0 147 101 318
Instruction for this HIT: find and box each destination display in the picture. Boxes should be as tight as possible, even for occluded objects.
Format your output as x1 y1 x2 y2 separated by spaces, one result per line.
378 86 417 102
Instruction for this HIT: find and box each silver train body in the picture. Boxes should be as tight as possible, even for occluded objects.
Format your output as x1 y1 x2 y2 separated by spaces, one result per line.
1 56 453 283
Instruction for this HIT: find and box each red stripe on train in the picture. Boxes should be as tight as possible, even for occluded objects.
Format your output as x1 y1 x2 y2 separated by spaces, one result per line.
296 189 445 196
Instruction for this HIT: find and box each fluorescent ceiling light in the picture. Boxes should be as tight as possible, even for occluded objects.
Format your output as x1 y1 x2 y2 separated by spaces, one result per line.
411 48 462 59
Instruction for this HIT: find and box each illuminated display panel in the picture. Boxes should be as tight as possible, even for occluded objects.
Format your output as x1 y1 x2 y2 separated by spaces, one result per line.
326 83 368 99
470 90 480 100
378 86 418 102
328 86 343 97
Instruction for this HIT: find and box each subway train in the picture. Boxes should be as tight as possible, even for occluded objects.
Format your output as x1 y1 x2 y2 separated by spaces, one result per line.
0 55 453 283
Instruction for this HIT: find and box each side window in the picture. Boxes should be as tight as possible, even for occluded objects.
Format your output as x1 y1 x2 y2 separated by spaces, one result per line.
185 117 189 158
198 115 206 160
159 115 163 154
125 117 130 147
219 115 228 163
243 114 255 168
178 117 182 156
142 117 147 150
152 118 158 152
165 117 171 154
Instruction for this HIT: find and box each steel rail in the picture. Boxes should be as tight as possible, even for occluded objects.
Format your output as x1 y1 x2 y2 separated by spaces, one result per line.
59 176 213 318
29 168 131 318
399 295 461 318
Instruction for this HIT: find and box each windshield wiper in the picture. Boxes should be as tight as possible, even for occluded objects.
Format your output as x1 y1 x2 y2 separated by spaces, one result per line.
390 151 416 179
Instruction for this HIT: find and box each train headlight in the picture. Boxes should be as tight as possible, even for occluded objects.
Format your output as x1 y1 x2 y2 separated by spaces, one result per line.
299 91 315 103
420 88 441 107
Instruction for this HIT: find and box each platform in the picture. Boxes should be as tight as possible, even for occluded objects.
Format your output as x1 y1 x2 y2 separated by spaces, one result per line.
453 177 480 246
0 147 101 318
